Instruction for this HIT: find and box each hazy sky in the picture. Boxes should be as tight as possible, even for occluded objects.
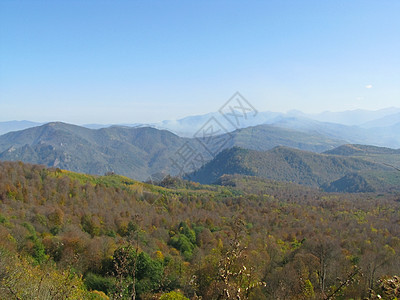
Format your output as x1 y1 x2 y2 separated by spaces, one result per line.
1 0 399 124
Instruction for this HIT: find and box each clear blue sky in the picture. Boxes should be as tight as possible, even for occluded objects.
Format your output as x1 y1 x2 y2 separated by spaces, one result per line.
1 0 399 124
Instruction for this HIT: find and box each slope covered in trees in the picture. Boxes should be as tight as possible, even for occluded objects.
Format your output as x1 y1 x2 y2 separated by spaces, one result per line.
188 146 400 192
0 122 347 181
0 122 198 181
0 161 399 299
323 144 400 171
324 144 400 156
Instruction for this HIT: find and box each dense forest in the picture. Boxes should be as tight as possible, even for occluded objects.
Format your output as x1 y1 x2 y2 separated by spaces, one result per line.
187 146 400 193
0 161 399 299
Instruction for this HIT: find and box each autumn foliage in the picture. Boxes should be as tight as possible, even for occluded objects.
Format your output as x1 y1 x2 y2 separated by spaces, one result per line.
0 161 399 299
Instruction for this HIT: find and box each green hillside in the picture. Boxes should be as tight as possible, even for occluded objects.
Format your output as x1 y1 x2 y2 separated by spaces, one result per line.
0 123 200 180
323 144 400 156
188 146 400 192
225 124 345 153
0 122 347 181
323 144 400 171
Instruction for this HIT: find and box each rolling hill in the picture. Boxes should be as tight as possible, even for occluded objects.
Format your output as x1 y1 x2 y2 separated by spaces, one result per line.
0 122 347 180
224 124 345 153
323 144 400 156
323 144 400 171
2 107 400 149
0 122 199 180
152 107 400 148
187 146 400 192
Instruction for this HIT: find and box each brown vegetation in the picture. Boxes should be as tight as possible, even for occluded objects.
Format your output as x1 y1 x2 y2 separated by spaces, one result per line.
0 162 399 299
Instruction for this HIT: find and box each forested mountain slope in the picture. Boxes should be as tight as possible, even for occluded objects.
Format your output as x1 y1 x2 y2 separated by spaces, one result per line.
188 146 400 192
0 122 198 180
0 122 346 180
0 161 399 299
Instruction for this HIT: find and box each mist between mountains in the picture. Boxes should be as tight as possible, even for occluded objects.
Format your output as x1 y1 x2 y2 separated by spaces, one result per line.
146 92 258 184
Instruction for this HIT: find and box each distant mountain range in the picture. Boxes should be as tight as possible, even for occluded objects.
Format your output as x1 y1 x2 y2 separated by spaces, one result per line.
2 107 400 148
1 107 400 189
0 120 43 136
149 107 400 149
0 123 196 181
0 122 345 180
149 107 400 136
187 146 400 192
304 107 400 126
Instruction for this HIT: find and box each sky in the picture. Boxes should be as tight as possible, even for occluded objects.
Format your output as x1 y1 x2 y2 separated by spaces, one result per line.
1 0 399 124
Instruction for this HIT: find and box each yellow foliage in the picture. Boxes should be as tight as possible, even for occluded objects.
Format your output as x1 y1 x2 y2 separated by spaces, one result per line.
90 290 110 299
0 249 89 299
155 250 164 260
